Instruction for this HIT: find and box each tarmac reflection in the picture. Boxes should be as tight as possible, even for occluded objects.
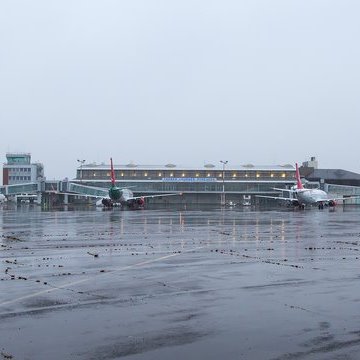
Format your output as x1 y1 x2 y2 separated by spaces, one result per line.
1 205 360 359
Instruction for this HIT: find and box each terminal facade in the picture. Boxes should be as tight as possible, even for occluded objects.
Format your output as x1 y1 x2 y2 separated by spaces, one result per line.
75 162 296 205
3 154 360 206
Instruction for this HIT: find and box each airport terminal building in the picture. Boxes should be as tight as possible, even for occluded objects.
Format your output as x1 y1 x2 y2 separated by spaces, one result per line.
3 154 360 206
75 162 296 205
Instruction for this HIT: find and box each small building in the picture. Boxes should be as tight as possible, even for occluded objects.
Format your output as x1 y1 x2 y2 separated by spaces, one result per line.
3 153 44 186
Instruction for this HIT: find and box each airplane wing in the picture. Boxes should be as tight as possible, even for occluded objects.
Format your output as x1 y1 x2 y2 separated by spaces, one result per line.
47 191 106 199
317 195 360 203
255 195 296 202
272 187 296 192
127 193 182 201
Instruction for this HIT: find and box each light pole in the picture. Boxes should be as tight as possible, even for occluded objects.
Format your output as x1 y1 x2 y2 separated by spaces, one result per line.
220 160 228 206
77 159 85 183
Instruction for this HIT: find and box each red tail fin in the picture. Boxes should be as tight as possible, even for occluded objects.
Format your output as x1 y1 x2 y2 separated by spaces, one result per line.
110 158 116 186
295 163 303 189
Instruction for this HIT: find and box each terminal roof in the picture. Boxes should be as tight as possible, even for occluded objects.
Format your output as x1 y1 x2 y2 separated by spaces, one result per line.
81 163 295 171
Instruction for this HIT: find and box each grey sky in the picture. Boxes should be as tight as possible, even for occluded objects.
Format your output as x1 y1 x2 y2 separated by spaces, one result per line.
1 1 360 181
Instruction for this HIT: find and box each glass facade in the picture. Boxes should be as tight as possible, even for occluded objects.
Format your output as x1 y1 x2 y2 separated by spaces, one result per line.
5 183 38 195
76 166 295 195
79 169 294 182
6 153 31 165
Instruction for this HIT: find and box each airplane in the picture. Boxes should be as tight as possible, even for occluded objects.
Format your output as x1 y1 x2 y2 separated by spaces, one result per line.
256 163 360 209
66 158 182 209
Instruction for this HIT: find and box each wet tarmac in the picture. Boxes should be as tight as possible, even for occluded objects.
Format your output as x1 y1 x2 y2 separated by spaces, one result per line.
1 204 360 359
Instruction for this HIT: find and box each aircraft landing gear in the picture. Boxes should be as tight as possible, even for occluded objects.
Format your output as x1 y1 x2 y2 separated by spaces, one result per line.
102 198 113 207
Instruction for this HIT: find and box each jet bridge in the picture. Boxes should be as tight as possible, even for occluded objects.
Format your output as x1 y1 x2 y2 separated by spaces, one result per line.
326 184 360 205
67 183 108 198
0 181 108 205
0 182 41 204
0 183 39 196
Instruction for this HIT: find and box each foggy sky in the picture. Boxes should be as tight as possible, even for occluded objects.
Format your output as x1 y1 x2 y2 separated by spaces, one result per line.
1 1 360 181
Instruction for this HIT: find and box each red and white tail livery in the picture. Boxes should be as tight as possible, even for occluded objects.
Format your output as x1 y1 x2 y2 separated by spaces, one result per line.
295 163 304 190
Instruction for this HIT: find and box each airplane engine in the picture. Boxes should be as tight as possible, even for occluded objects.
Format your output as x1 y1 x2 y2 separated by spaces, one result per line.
137 197 145 206
328 200 336 207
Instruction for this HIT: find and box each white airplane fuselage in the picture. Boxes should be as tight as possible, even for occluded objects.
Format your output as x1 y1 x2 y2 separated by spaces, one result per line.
120 188 134 203
295 188 328 205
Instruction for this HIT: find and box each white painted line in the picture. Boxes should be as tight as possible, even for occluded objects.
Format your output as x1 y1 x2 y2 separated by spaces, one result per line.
0 246 205 308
